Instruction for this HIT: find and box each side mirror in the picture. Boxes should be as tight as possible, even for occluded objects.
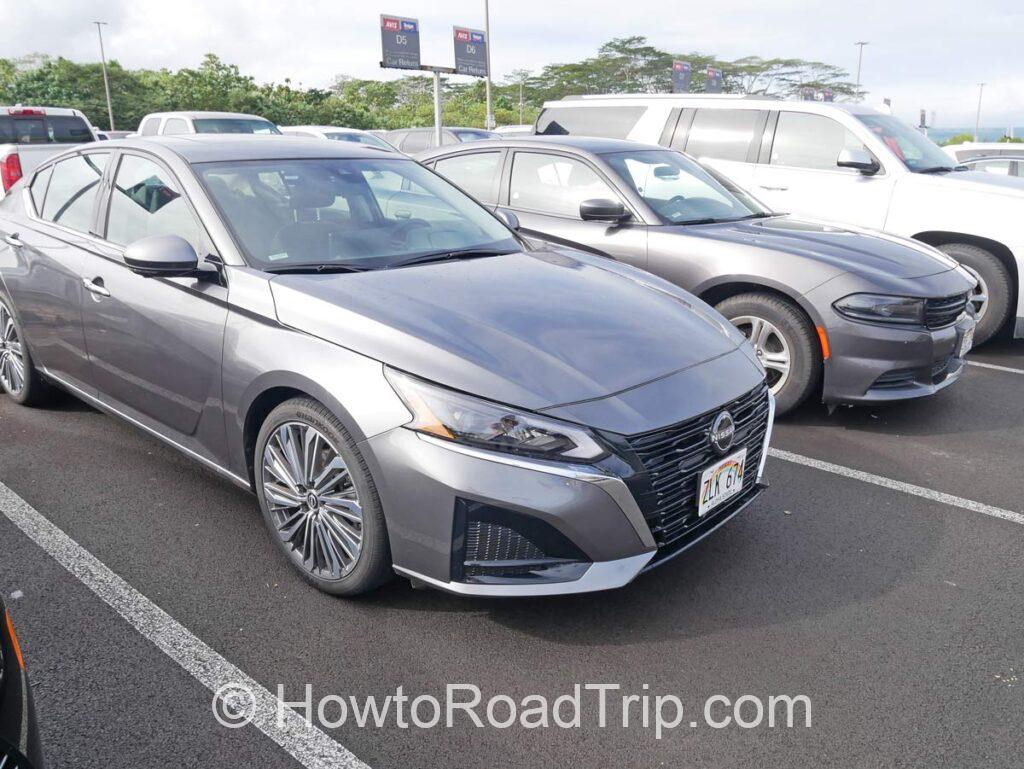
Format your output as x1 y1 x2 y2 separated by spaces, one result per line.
495 209 520 230
837 148 880 175
124 234 200 277
579 198 630 222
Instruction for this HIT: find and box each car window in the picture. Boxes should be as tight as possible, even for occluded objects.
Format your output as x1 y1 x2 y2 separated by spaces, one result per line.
770 112 871 171
139 118 160 136
162 118 189 136
324 132 393 151
509 152 617 218
535 106 646 139
41 153 110 233
855 114 954 172
192 119 281 134
972 159 1013 176
452 129 497 142
105 154 207 254
29 165 53 214
0 115 94 145
684 109 761 162
434 152 502 205
400 131 432 153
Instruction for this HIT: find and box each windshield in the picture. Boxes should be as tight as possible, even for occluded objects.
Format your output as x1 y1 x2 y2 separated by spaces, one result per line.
325 132 394 150
602 149 767 224
192 118 281 135
198 157 519 270
453 129 497 142
0 115 95 144
856 114 956 172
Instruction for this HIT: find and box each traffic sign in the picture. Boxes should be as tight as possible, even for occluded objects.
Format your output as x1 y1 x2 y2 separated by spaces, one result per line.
453 26 488 77
380 14 421 70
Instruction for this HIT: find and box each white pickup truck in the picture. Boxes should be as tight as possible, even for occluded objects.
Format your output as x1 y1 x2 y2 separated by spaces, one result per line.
0 106 97 199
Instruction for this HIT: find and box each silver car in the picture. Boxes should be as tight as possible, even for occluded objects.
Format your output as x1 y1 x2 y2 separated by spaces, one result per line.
420 137 978 414
0 136 773 596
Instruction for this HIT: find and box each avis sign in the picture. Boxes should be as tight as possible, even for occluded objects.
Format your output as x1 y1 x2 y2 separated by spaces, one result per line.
453 26 488 77
380 14 421 70
671 61 692 94
706 67 724 93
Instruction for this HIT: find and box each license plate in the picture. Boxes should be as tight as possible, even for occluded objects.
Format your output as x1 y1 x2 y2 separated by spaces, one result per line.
697 448 747 517
958 325 974 358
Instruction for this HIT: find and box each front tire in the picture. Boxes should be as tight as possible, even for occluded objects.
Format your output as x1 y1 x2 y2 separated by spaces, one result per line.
254 397 392 596
716 292 821 416
936 242 1012 345
0 295 51 406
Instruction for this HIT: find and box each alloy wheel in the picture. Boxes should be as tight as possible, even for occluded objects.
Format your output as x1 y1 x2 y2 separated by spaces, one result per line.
0 302 25 397
731 315 792 395
961 265 990 324
261 422 363 579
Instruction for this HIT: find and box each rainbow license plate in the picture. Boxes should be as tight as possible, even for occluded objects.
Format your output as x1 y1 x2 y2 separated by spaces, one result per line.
697 448 747 517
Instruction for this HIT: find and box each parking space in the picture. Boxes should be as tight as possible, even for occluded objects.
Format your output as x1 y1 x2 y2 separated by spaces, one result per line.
1 343 1022 768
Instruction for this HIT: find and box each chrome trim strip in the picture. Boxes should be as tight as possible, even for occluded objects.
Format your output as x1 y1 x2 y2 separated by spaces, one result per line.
416 433 656 548
394 551 655 597
40 368 251 490
757 393 776 481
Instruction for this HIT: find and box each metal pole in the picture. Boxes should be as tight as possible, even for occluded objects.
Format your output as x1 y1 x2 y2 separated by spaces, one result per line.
484 0 494 129
433 70 443 147
974 83 985 142
519 80 524 125
855 41 868 93
94 21 115 131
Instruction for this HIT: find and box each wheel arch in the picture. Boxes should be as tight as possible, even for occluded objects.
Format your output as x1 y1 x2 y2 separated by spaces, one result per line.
912 231 1019 290
697 277 827 330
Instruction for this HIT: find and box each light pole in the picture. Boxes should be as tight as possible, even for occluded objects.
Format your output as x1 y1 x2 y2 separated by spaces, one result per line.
484 0 494 130
855 41 869 93
93 21 115 131
974 83 986 142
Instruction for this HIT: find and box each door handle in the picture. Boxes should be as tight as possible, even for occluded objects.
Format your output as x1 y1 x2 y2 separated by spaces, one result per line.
3 233 22 247
758 185 789 192
82 277 110 298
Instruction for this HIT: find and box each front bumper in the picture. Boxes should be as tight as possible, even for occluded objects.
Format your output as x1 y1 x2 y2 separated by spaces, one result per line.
820 312 975 405
363 390 774 597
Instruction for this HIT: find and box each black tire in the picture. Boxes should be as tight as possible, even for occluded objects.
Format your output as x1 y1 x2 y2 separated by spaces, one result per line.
715 292 821 416
0 293 51 407
936 242 1013 345
254 397 393 596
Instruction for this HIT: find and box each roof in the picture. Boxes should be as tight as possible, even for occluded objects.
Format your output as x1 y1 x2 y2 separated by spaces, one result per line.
100 134 411 163
542 93 882 116
417 134 663 160
2 105 86 117
141 111 271 121
280 126 370 133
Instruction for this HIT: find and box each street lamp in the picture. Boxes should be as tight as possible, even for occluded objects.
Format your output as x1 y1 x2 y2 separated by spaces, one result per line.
975 83 986 142
484 0 494 130
93 21 115 131
855 41 869 93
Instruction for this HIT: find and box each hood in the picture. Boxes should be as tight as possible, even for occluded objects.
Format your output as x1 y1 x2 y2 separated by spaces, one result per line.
913 168 1024 197
269 249 749 412
670 215 958 281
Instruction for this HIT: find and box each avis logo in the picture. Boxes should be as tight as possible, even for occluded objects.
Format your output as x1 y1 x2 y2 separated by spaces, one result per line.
455 29 470 42
382 17 400 31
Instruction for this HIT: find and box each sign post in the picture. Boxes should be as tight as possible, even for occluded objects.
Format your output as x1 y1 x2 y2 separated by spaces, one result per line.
706 67 723 94
671 61 692 94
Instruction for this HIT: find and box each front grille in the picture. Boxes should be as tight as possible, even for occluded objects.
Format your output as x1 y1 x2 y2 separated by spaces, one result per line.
625 383 770 550
925 293 969 329
464 521 547 574
872 369 916 390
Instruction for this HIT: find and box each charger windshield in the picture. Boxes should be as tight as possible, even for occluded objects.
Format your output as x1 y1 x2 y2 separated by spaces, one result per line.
199 158 519 269
603 149 767 224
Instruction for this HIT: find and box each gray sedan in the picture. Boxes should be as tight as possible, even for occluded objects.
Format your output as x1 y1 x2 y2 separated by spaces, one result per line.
0 136 772 597
420 137 978 414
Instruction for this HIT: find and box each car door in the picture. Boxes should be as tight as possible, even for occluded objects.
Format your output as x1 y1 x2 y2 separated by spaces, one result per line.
497 150 648 269
77 149 229 447
752 111 894 229
0 151 112 392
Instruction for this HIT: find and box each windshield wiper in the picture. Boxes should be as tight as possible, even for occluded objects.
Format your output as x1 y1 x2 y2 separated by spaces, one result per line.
386 247 518 269
915 166 957 174
264 263 369 274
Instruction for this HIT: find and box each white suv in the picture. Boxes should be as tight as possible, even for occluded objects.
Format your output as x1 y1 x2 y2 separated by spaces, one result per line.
536 94 1024 343
136 111 280 137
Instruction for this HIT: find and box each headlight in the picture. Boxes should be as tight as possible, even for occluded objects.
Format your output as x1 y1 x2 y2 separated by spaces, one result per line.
833 293 925 325
385 368 607 462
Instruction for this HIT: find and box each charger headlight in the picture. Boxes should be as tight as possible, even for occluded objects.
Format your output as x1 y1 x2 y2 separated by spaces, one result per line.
833 293 925 325
385 368 607 462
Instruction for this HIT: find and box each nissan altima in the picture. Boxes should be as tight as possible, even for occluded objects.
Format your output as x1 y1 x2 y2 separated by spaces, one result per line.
419 137 978 414
0 136 773 596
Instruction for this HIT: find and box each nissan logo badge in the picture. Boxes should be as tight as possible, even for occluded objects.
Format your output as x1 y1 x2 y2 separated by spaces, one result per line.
709 411 736 455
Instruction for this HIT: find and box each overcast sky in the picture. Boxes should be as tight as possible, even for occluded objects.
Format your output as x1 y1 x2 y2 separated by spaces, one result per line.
8 0 1023 128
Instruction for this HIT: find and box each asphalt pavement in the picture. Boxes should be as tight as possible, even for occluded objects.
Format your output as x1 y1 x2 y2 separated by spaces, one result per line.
1 341 1022 768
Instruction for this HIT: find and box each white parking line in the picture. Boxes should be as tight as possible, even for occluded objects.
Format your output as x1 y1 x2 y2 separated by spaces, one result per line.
968 360 1024 375
769 448 1024 526
0 481 369 769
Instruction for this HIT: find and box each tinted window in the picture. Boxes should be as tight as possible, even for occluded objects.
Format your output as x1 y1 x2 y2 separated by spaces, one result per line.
434 152 502 205
684 109 761 162
29 165 53 213
536 106 646 139
400 131 433 153
46 116 94 143
0 115 94 144
140 118 160 136
324 132 394 151
106 155 206 253
162 118 189 135
41 153 109 232
509 152 617 218
770 112 870 171
192 119 280 134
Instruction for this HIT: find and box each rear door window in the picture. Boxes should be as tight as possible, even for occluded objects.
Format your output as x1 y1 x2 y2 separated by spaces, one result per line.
41 153 110 233
684 109 761 162
433 151 502 205
139 118 161 136
536 106 646 139
29 165 54 213
770 112 872 171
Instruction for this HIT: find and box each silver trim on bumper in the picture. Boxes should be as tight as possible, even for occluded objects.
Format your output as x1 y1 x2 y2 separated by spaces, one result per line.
757 393 776 482
394 551 655 597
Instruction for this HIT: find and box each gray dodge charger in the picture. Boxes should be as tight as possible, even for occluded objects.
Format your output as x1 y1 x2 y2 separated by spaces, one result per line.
0 136 773 596
419 137 978 414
